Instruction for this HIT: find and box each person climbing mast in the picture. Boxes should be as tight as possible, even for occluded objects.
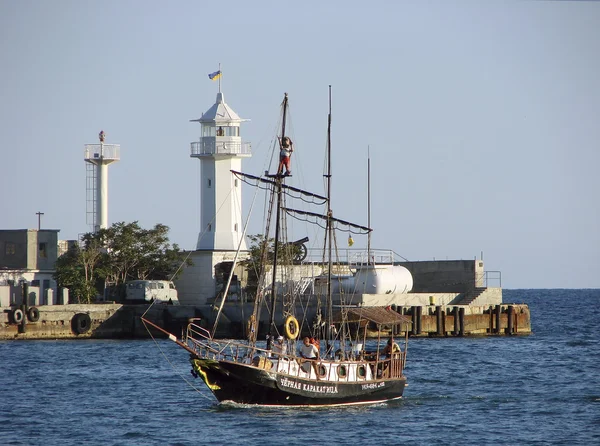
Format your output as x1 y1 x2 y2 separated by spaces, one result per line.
277 136 294 176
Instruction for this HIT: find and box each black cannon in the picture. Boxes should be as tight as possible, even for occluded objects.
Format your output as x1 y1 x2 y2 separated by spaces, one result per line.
287 236 309 262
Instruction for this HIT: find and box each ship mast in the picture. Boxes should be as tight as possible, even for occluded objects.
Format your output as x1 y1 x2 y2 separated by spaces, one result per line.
367 146 372 265
325 86 334 355
267 93 288 351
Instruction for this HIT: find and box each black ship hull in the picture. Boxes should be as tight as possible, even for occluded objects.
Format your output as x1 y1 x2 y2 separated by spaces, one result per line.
191 357 406 407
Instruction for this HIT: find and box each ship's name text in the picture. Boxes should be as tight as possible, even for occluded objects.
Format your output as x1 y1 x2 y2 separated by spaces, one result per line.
280 377 339 394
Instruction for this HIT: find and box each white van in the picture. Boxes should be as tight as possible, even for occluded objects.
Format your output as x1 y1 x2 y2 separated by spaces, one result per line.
125 280 179 304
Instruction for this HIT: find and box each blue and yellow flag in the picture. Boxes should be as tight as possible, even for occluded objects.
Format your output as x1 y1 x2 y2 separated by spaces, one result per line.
348 235 354 247
208 70 222 81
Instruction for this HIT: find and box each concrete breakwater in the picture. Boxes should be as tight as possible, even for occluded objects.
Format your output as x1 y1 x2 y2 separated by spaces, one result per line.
0 304 195 340
0 302 530 340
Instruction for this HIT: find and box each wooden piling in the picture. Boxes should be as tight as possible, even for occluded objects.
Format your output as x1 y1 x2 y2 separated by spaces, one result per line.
411 306 418 336
453 306 460 336
458 307 465 336
19 282 28 334
495 305 501 334
442 307 447 336
507 305 514 335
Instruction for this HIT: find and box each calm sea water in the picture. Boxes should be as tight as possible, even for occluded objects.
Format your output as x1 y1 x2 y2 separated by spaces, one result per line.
1 289 599 445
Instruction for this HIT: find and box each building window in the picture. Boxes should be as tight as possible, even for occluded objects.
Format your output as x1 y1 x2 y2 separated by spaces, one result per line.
208 179 212 188
39 242 47 258
5 242 16 255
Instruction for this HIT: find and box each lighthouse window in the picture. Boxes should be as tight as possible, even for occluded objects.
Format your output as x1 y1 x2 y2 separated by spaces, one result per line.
234 223 238 232
208 224 212 231
224 127 239 137
202 126 216 137
235 179 238 187
208 179 212 188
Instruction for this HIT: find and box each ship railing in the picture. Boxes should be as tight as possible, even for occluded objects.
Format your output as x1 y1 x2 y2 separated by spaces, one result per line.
185 322 262 363
253 350 405 382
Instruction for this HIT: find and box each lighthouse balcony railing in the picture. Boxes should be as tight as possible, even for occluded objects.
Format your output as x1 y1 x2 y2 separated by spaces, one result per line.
84 144 121 161
191 139 251 156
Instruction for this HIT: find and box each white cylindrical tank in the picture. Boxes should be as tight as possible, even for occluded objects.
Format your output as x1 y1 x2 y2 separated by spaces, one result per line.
314 275 354 294
353 265 413 294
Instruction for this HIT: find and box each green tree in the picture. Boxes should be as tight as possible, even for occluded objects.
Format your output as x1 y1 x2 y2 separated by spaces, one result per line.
54 239 106 304
54 221 190 303
242 234 302 300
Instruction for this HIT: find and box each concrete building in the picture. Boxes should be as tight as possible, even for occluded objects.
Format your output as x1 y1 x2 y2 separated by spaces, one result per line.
0 229 61 307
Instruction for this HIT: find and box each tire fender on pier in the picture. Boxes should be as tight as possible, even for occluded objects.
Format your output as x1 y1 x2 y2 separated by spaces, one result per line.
71 313 92 335
27 307 40 323
10 308 24 324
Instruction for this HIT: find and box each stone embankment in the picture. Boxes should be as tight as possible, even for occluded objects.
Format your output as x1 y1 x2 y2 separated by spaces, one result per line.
1 302 530 340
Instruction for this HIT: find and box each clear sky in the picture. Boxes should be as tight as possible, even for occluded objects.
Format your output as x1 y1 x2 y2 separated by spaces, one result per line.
1 0 598 289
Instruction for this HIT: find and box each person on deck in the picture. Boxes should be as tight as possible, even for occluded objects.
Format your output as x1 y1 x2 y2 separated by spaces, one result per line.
299 336 320 376
272 335 287 356
299 336 319 359
277 136 294 176
383 338 400 357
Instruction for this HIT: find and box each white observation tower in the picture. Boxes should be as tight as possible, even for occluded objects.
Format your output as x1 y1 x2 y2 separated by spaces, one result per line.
190 91 251 251
175 81 252 307
84 131 120 232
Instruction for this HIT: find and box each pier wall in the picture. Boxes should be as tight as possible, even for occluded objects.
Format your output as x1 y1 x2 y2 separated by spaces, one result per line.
0 300 530 340
398 259 485 292
0 304 199 340
352 288 502 307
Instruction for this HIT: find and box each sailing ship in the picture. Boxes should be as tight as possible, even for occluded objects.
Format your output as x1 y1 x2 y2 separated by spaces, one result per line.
142 90 411 406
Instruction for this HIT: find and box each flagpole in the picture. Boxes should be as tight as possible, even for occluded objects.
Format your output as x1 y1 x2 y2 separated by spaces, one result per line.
218 62 221 93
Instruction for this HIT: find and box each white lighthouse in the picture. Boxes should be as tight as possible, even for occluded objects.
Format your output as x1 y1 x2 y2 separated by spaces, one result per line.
190 91 251 251
175 86 252 306
84 131 120 232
